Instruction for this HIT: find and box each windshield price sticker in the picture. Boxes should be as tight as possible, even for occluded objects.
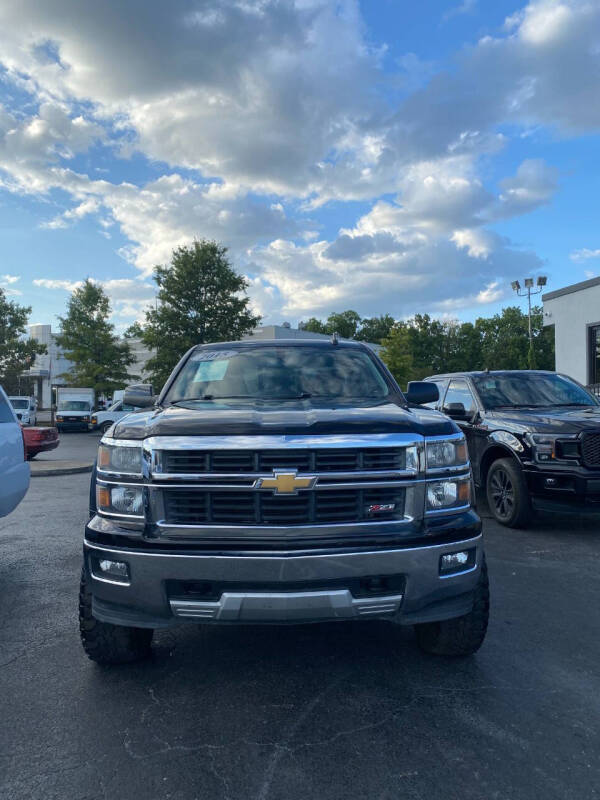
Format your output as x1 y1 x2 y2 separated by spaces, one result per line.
190 350 238 362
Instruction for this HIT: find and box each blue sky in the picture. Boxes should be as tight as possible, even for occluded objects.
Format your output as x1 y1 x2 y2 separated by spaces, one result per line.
0 0 599 333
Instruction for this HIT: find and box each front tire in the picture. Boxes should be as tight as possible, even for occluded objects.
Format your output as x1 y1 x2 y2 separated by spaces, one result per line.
486 457 532 528
101 421 113 434
415 559 490 656
79 569 153 665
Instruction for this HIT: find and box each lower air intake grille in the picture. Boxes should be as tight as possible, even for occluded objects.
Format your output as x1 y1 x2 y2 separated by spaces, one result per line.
163 487 405 526
582 433 600 467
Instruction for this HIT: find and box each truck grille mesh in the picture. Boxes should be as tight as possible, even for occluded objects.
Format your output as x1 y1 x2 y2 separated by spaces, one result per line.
582 433 600 467
162 447 405 474
163 487 405 526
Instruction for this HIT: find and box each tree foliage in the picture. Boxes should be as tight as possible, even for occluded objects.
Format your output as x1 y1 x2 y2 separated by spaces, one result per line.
139 240 260 389
301 311 394 343
56 280 134 398
0 288 46 392
381 306 554 388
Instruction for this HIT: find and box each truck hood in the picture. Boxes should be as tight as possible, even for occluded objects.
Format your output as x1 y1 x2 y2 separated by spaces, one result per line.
112 399 456 440
486 404 600 435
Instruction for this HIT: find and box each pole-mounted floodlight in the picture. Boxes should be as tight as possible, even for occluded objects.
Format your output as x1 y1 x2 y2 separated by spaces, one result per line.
511 275 549 361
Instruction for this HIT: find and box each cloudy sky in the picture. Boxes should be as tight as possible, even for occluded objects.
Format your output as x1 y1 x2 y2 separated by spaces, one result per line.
1 0 599 331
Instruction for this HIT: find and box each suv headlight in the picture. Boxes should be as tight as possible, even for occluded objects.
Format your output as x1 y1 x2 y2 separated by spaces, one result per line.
98 441 143 475
97 483 144 517
427 476 471 512
528 433 579 463
426 437 468 470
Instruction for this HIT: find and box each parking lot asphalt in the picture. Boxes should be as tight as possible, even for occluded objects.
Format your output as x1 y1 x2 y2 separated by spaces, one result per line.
1 475 599 800
34 430 102 462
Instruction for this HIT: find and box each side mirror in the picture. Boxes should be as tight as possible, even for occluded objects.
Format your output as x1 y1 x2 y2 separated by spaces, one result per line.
123 391 156 408
405 381 439 406
443 402 472 421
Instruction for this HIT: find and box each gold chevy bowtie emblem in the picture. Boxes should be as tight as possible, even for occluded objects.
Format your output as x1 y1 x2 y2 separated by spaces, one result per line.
257 471 316 495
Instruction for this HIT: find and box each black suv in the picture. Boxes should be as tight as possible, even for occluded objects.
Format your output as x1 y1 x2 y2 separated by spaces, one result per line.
423 370 600 527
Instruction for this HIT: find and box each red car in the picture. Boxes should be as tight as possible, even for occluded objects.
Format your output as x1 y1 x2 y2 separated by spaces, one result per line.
22 426 59 460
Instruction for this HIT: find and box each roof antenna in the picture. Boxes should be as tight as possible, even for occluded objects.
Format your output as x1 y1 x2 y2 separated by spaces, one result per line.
331 331 339 345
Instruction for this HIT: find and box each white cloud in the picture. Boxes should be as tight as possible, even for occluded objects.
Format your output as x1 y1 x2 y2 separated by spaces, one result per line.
0 0 597 325
570 248 600 261
33 278 83 291
0 273 22 296
33 276 156 323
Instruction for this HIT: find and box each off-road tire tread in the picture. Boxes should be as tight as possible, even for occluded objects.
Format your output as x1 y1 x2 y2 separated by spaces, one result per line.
486 457 532 528
415 560 490 656
79 569 153 664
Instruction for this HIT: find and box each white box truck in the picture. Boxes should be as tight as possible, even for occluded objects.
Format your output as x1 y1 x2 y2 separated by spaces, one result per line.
56 388 95 432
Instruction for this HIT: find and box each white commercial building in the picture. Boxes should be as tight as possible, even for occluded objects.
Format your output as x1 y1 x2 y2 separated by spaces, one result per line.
25 326 153 408
543 277 600 388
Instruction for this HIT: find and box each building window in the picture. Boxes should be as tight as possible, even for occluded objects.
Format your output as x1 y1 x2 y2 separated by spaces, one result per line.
590 325 600 386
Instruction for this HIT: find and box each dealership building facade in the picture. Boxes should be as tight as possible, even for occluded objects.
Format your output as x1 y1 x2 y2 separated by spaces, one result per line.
543 276 600 388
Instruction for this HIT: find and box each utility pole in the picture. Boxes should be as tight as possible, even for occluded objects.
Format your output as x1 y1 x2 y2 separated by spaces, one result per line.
511 276 548 369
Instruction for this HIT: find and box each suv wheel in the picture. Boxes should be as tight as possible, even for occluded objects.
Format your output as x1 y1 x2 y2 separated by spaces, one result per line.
101 421 113 434
415 559 489 656
79 569 153 665
486 457 532 528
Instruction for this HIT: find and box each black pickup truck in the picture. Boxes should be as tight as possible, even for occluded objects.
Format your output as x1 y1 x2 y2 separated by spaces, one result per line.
423 370 600 527
80 340 488 664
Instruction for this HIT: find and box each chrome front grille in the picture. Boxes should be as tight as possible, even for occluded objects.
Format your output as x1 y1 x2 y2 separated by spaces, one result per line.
140 433 426 534
161 447 405 475
163 487 406 526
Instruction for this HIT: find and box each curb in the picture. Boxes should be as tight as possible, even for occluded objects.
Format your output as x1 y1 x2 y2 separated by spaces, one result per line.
30 462 94 478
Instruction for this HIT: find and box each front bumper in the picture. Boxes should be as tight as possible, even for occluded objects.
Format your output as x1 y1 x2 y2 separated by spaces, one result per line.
524 464 600 513
57 420 93 431
83 515 484 628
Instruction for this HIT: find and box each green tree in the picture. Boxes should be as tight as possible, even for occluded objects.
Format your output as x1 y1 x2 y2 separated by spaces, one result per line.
124 321 144 339
380 324 414 388
140 240 260 389
56 280 135 399
355 314 395 344
325 310 361 339
0 288 46 393
301 317 329 335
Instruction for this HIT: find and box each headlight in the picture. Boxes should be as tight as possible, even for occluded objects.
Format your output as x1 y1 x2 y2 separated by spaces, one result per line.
426 438 468 470
528 434 579 462
427 477 471 512
97 484 144 517
98 442 143 475
56 415 63 421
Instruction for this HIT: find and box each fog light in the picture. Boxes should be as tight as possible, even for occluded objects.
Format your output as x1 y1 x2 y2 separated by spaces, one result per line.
99 559 128 577
92 557 130 583
440 549 474 575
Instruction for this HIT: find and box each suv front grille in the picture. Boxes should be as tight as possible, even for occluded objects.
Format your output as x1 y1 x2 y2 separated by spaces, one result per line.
163 487 405 526
582 433 600 467
161 447 405 474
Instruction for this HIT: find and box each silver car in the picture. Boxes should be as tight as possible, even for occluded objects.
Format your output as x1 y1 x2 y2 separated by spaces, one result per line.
0 386 30 517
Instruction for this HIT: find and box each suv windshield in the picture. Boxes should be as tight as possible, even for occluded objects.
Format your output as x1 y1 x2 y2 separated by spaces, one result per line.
59 401 91 411
473 373 598 409
167 345 391 403
9 398 29 409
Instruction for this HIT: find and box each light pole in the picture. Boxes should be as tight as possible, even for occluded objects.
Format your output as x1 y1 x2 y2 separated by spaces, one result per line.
511 276 547 368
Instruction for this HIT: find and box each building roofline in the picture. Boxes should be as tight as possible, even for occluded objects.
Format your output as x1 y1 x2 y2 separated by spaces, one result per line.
542 276 600 302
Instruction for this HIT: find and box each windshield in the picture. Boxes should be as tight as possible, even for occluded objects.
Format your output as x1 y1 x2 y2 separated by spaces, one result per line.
167 345 391 403
59 401 91 411
473 373 598 409
9 398 29 409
